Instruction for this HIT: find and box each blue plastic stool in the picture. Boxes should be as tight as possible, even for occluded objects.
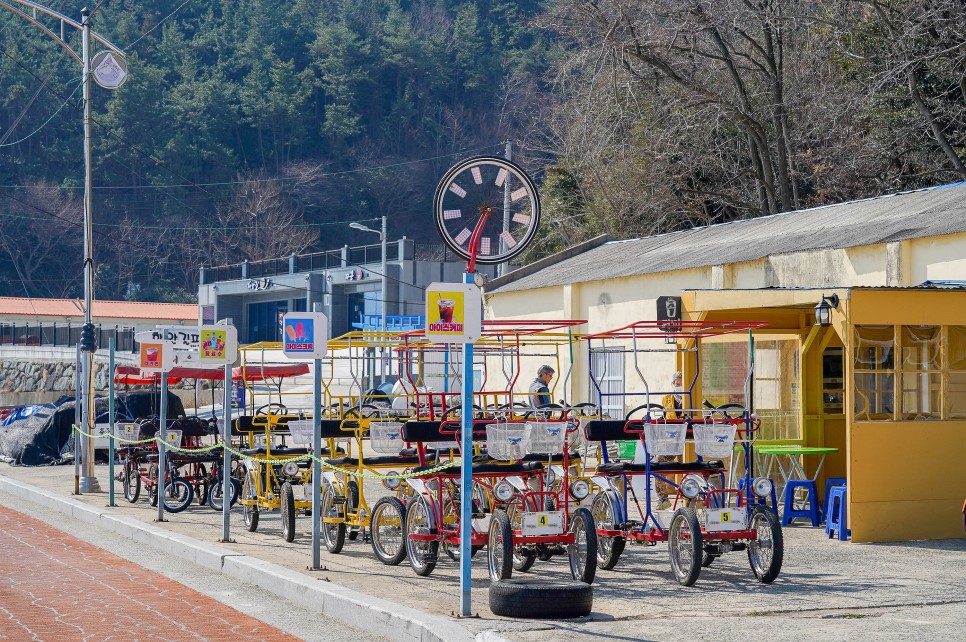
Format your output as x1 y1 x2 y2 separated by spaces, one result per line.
739 477 778 511
821 477 847 523
825 486 850 540
782 480 821 526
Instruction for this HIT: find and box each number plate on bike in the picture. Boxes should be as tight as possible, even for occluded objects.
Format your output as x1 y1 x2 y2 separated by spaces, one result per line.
520 511 564 536
704 508 747 531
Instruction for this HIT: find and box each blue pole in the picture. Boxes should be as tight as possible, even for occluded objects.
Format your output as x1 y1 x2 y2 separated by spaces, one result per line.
157 369 167 522
108 336 115 507
460 271 473 616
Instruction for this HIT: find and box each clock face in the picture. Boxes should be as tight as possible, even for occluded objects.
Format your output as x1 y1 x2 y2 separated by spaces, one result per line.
433 156 540 264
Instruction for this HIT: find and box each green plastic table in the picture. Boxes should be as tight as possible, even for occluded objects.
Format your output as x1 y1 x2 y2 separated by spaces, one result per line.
755 445 838 503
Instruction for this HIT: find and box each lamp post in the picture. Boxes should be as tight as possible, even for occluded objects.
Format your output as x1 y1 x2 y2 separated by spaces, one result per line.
349 217 387 384
0 2 128 492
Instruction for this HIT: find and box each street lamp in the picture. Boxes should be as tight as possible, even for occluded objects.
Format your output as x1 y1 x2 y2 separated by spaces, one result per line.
349 218 387 385
0 2 127 494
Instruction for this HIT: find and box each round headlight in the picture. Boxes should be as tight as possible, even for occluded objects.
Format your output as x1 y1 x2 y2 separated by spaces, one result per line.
493 480 515 502
546 466 557 486
752 476 774 498
569 479 590 500
382 473 402 490
680 475 703 499
282 461 300 477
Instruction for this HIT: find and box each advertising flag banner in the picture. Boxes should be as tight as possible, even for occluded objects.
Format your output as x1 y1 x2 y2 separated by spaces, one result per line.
282 312 328 359
425 282 482 343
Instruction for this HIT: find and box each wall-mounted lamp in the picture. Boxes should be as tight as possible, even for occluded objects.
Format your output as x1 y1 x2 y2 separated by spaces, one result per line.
814 293 839 327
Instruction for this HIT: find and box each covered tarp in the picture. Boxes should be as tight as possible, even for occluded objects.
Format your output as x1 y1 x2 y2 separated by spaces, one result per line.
0 390 186 466
231 363 309 381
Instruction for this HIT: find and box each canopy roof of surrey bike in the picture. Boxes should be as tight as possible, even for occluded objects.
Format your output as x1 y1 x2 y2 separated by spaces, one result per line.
583 320 768 340
114 364 229 385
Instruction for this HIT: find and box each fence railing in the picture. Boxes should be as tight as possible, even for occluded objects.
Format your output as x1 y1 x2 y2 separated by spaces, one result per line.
0 323 138 352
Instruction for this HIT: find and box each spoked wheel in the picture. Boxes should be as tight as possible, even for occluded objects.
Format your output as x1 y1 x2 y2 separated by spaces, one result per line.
591 492 624 570
346 480 360 541
207 478 240 511
747 505 784 583
195 463 209 506
161 478 194 513
701 551 718 567
123 461 140 503
488 509 513 581
280 482 296 542
370 497 407 566
321 486 347 553
508 504 536 572
242 473 259 532
568 507 597 584
405 497 438 577
147 463 160 506
668 507 702 586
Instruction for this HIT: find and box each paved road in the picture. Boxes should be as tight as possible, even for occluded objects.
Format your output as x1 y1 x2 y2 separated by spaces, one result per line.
0 501 387 642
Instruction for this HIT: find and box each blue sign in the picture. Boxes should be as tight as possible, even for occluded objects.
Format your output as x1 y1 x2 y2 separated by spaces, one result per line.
282 312 328 359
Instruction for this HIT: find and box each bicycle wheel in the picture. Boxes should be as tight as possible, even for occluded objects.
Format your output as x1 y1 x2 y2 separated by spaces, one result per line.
370 497 407 566
207 478 240 511
242 473 259 532
162 478 194 513
405 497 438 577
123 460 141 503
668 507 702 586
281 482 296 542
321 486 346 553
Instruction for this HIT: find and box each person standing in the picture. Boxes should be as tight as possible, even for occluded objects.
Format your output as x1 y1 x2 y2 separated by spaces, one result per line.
528 365 554 407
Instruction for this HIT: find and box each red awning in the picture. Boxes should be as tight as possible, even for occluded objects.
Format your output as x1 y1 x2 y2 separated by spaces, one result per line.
231 363 310 381
168 366 227 381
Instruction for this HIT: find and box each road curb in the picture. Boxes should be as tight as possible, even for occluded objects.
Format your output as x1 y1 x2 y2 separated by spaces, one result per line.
0 475 491 642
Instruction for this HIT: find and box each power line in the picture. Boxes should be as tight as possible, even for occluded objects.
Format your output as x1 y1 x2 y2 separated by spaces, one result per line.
124 0 194 50
0 81 81 147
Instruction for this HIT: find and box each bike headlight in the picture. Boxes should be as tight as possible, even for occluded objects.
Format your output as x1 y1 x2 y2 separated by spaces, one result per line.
680 475 703 499
382 474 402 490
569 479 590 500
493 480 515 502
752 476 774 498
546 466 557 486
282 461 300 477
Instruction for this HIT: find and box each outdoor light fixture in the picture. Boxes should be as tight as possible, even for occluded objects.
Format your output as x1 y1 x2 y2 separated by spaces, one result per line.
814 293 839 327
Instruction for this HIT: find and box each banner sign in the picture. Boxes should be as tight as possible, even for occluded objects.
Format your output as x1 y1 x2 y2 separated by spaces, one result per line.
136 340 173 372
282 312 328 359
198 325 238 364
425 282 482 344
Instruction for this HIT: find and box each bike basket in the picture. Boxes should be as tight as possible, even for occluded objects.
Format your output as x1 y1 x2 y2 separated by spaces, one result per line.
526 421 567 455
693 424 737 458
286 420 314 446
370 421 405 454
486 422 531 461
643 423 686 456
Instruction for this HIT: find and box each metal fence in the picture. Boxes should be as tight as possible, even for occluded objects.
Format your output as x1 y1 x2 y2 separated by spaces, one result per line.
0 323 138 352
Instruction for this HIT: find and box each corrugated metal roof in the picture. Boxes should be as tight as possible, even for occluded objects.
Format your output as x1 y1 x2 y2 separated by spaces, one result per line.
491 182 966 293
0 297 197 321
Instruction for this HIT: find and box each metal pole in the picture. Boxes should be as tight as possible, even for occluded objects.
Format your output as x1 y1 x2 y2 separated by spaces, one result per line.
312 303 323 568
79 7 99 493
380 216 387 384
222 360 232 541
498 140 511 277
157 370 167 522
459 271 473 616
74 344 81 495
108 336 115 506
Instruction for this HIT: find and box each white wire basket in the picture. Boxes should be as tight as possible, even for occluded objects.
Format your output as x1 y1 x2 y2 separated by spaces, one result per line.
369 421 405 454
486 422 531 461
526 421 568 455
286 420 314 446
693 423 738 459
643 423 686 456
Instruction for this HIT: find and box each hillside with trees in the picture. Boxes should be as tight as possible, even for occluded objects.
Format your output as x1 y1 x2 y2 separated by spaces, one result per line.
1 0 963 301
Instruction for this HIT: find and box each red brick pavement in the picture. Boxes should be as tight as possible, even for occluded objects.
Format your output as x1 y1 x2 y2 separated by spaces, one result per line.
0 505 301 641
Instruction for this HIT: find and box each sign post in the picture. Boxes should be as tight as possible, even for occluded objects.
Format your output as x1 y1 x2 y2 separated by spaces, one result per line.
281 311 328 567
425 281 482 616
200 323 239 542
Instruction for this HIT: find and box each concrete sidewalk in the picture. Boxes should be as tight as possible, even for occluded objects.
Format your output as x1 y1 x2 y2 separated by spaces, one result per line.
2 461 965 641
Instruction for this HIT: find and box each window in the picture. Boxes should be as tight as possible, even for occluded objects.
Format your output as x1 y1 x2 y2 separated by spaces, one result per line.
822 347 844 414
854 324 966 421
853 326 895 420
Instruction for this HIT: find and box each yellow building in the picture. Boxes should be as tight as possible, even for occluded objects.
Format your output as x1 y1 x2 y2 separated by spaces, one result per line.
485 183 966 542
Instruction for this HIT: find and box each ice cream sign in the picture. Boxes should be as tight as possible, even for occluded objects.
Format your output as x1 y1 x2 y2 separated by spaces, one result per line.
135 340 173 372
282 312 328 359
425 282 482 343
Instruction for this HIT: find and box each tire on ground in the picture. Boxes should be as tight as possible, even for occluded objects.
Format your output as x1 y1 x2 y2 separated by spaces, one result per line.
488 579 592 619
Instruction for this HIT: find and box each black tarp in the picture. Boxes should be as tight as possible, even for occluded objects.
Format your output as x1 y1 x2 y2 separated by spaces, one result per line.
0 390 186 466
